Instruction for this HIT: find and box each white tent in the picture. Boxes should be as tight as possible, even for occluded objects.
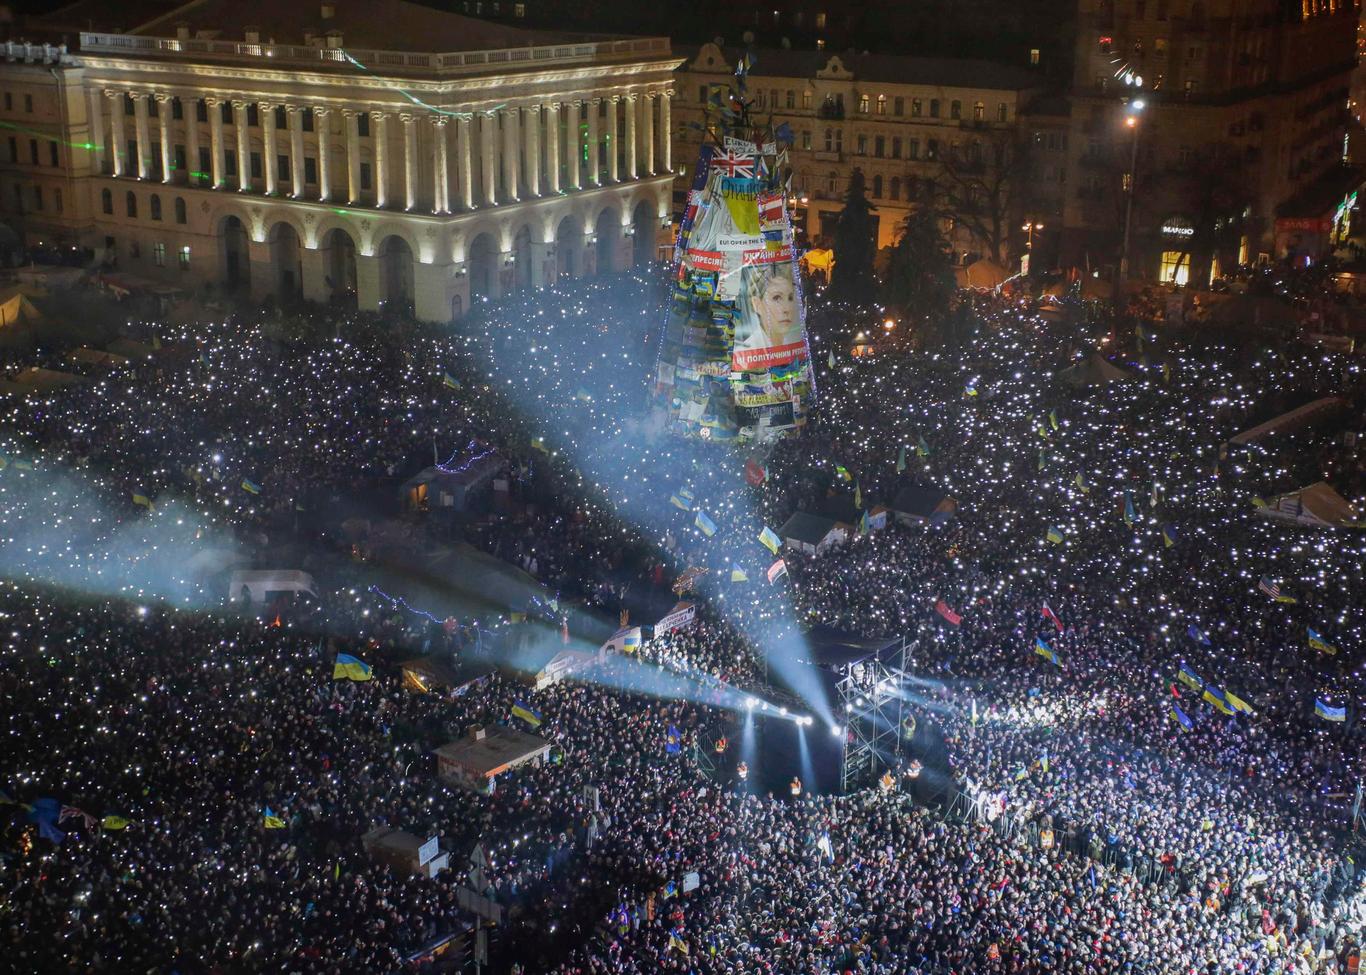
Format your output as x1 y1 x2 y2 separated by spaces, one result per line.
1256 483 1359 529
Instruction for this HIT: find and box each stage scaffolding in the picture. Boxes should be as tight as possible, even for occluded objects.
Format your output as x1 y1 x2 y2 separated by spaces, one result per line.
837 634 914 793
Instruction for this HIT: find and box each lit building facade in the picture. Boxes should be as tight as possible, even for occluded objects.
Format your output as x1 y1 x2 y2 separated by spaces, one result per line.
0 0 680 320
1063 0 1362 285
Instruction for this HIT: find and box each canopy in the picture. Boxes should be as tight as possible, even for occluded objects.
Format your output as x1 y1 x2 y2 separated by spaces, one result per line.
1228 397 1345 446
1256 482 1359 528
0 287 43 325
1058 354 1133 387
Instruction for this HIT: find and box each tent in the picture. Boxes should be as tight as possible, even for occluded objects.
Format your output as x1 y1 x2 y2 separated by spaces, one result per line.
1256 482 1359 528
0 287 42 325
1228 397 1345 446
778 510 849 555
228 569 318 604
0 366 86 396
1058 354 1133 387
890 485 956 526
400 453 503 512
954 259 1009 291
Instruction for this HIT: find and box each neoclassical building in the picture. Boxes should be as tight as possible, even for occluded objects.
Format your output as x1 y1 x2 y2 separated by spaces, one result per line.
0 0 679 320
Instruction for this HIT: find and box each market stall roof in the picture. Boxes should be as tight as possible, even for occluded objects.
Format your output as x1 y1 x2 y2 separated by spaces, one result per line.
1256 482 1359 528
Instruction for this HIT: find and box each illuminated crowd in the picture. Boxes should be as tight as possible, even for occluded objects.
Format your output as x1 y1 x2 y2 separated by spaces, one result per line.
1 266 1365 973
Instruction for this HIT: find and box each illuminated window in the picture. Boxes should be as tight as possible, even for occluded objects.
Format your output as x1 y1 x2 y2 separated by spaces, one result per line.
1029 48 1040 65
876 94 887 115
859 94 870 114
153 242 166 266
1160 250 1190 284
178 245 190 270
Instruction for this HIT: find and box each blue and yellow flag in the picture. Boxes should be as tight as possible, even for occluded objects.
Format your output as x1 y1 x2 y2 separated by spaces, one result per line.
916 436 931 458
758 526 781 555
511 701 542 728
853 482 862 510
1202 686 1234 716
1225 689 1254 715
1045 526 1064 545
333 653 372 682
1176 665 1203 691
964 381 978 397
102 815 131 830
694 510 717 537
1308 628 1339 655
1162 524 1177 548
1048 409 1059 431
1315 699 1347 722
1170 703 1193 731
670 492 692 511
730 565 749 583
1033 636 1060 666
442 372 462 390
665 724 682 753
1074 472 1090 494
263 807 287 829
241 477 262 495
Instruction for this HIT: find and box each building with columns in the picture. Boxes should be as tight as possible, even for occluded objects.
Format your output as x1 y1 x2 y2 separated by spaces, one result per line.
0 0 679 320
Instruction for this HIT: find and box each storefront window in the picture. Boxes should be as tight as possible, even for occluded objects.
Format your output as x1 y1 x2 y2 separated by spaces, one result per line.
1160 250 1190 285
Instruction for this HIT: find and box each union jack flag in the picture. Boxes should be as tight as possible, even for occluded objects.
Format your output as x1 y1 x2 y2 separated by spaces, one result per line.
713 151 755 178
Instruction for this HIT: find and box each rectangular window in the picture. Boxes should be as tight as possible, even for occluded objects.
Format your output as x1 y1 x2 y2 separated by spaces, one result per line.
357 112 370 137
278 154 290 181
950 100 961 119
894 96 904 116
514 2 525 15
858 94 870 114
930 99 940 118
247 104 259 127
876 95 886 115
802 90 812 109
220 102 232 124
124 94 135 116
6 137 14 163
195 99 207 122
48 140 58 167
32 185 42 210
153 242 166 267
178 245 190 270
1030 48 1041 65
912 99 922 117
874 135 885 157
909 138 920 159
54 188 62 213
856 134 867 155
172 97 183 120
25 94 33 113
28 139 37 164
224 151 237 177
698 85 706 104
927 138 939 160
174 145 186 175
998 103 1008 122
801 130 812 150
786 90 795 109
127 139 137 169
892 137 901 158
274 105 287 129
304 156 317 184
302 108 314 132
756 90 766 109
249 152 261 178
198 146 211 180
360 161 372 189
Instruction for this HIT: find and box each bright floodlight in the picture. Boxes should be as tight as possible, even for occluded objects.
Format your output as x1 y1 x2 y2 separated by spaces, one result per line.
830 725 843 737
746 697 758 710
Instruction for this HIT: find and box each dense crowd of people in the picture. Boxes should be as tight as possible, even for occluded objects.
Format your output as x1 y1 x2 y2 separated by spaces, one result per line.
1 265 1365 973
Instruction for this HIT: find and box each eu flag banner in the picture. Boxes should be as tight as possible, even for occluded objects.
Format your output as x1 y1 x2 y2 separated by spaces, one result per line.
665 725 682 753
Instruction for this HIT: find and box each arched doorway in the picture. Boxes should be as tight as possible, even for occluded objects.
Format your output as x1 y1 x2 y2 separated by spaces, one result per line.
632 200 655 267
468 232 497 303
555 214 583 280
269 223 302 303
220 215 251 293
378 235 414 315
511 225 533 293
594 207 619 274
321 228 357 309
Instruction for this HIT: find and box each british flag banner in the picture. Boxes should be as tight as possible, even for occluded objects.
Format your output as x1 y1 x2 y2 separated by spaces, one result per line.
713 151 755 178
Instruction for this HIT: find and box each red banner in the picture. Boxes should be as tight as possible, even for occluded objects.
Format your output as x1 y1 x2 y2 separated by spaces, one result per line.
732 341 806 371
935 599 962 626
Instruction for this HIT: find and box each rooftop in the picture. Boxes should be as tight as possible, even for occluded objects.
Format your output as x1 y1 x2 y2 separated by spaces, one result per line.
685 45 1046 92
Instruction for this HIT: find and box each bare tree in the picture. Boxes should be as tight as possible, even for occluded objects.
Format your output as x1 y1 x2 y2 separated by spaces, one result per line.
935 127 1034 265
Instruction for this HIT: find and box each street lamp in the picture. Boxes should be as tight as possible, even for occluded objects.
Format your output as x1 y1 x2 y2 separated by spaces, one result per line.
1117 88 1146 296
1020 220 1044 275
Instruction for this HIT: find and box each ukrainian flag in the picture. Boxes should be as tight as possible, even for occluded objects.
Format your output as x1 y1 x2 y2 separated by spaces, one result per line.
1162 524 1177 548
1170 704 1193 731
916 436 930 458
1074 472 1090 494
1202 686 1234 716
263 807 287 829
102 815 131 830
1308 628 1339 655
442 371 461 390
1045 526 1064 545
1049 409 1059 431
333 653 372 682
669 933 689 955
1034 636 1060 666
1177 665 1203 691
622 630 641 651
1315 699 1347 722
1225 689 1254 715
131 491 154 509
670 493 692 511
964 381 978 397
730 565 749 583
241 477 262 495
511 701 542 728
694 510 717 537
758 526 781 554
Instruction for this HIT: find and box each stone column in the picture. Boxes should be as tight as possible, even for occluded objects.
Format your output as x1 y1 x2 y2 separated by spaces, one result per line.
401 114 417 210
545 102 560 194
287 106 304 197
432 116 450 214
155 94 173 183
458 114 474 210
183 94 200 187
624 92 637 179
566 100 581 190
315 107 331 202
660 89 672 174
524 104 540 198
480 110 497 205
642 92 655 175
501 106 519 202
373 111 389 208
232 100 250 191
261 101 277 195
133 92 151 179
206 96 224 188
107 91 126 177
343 109 360 204
607 96 620 183
87 88 106 175
586 97 600 186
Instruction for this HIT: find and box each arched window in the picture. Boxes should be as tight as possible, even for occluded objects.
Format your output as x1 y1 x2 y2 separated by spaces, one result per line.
174 197 187 225
872 174 883 198
101 188 112 214
973 101 985 121
125 191 137 218
150 194 162 221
